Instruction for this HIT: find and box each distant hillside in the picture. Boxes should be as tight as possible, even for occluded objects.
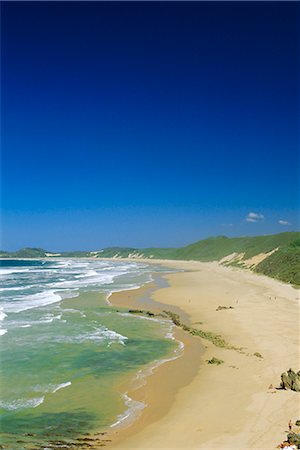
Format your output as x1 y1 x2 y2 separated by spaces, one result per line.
1 232 299 286
0 248 51 258
0 248 93 258
167 232 300 261
97 247 177 259
96 247 142 258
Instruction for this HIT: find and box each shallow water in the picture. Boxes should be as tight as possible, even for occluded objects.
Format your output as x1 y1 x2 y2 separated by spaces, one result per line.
0 259 179 449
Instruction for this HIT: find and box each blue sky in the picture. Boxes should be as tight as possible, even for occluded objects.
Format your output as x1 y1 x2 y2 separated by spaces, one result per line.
1 1 299 251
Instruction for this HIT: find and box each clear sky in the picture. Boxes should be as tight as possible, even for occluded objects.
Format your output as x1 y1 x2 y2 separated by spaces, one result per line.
1 1 299 251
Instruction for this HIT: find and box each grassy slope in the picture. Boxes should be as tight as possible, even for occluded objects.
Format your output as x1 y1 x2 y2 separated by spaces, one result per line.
58 251 92 257
254 238 300 286
147 232 300 286
98 233 300 286
169 232 300 261
0 248 49 258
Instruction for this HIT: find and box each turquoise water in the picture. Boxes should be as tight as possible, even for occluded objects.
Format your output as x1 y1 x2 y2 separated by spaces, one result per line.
0 259 179 449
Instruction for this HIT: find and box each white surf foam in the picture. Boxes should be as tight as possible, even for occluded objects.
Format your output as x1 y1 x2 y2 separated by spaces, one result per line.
105 329 128 346
57 327 128 345
49 272 116 289
117 311 166 324
54 261 73 268
132 325 185 389
105 283 147 305
0 268 30 275
33 381 71 394
0 309 7 321
2 290 62 313
110 393 145 428
51 381 71 393
0 308 7 336
62 308 86 318
0 285 35 292
37 313 65 324
74 270 98 278
0 396 44 411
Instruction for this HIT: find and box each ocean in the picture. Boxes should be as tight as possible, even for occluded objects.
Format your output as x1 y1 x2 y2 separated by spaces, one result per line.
0 259 181 449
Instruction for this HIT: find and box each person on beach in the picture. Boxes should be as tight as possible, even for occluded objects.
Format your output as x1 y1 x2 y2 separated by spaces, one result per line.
288 419 293 431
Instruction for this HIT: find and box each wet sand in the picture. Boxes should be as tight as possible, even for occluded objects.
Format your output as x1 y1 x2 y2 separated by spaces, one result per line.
105 280 204 448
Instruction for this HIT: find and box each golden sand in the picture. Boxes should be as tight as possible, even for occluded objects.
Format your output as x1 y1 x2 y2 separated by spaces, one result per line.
103 260 299 449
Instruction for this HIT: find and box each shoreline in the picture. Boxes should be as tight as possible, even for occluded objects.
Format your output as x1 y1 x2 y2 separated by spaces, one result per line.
2 257 298 448
103 277 204 448
101 259 299 450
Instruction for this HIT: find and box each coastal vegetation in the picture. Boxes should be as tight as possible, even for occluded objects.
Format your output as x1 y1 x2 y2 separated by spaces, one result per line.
162 310 242 351
0 247 50 258
206 357 224 365
1 232 299 286
254 240 300 286
127 308 241 352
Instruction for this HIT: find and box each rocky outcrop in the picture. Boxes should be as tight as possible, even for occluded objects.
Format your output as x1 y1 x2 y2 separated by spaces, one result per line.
287 432 300 448
216 305 234 311
281 369 300 392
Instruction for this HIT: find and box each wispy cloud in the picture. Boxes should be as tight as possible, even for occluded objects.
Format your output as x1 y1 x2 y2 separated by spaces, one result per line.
245 212 264 223
278 220 291 226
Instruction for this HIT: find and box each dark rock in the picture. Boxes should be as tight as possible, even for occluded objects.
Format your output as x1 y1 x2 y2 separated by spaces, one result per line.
287 432 300 447
128 309 144 314
281 369 300 392
216 306 234 311
206 357 224 365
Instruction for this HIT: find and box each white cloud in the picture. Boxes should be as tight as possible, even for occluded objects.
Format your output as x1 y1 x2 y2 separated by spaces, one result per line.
245 212 264 223
278 220 291 226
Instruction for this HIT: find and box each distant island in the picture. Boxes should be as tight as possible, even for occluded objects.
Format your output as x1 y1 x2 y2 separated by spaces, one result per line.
1 231 300 287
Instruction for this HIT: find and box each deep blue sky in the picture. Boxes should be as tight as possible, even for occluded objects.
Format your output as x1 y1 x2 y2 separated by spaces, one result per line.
1 1 299 250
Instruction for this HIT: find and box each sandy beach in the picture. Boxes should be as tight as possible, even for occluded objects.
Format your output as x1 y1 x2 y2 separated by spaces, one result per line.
105 260 299 450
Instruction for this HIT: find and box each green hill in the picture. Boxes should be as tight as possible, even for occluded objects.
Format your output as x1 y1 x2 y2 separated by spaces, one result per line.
1 232 299 286
58 251 92 257
255 239 300 286
169 232 300 261
97 232 300 286
0 248 49 258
